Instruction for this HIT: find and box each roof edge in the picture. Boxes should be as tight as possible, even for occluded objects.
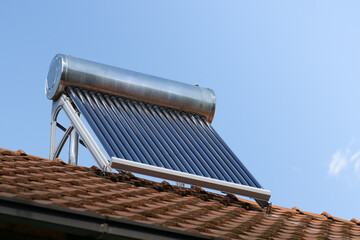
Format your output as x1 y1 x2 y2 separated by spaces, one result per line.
0 195 223 240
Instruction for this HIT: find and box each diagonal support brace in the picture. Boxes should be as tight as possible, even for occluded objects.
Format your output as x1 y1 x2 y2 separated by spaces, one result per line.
49 94 111 172
51 125 74 160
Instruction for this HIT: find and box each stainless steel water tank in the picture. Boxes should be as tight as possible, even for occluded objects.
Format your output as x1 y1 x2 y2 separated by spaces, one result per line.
46 54 216 122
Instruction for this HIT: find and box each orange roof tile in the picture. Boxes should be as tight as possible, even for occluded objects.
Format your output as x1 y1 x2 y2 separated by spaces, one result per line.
0 147 359 239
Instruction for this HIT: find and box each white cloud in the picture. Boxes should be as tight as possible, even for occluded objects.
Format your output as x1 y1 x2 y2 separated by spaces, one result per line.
350 151 360 162
329 143 360 177
355 160 360 174
329 150 348 175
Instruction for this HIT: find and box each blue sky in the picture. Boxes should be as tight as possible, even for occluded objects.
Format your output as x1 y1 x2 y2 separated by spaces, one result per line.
1 1 360 221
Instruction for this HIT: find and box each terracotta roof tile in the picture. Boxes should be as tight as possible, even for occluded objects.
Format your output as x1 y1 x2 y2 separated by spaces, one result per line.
1 147 360 239
351 218 360 225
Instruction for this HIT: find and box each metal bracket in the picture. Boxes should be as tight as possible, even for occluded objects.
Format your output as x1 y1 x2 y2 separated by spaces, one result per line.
111 157 271 202
265 202 272 214
49 94 111 172
175 182 185 188
255 199 271 209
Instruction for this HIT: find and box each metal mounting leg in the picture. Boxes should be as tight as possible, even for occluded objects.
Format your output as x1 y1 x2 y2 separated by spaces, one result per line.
69 111 80 165
49 102 63 160
69 130 79 165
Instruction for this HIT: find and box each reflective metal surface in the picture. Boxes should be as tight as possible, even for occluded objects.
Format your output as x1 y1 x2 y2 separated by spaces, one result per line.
46 54 216 122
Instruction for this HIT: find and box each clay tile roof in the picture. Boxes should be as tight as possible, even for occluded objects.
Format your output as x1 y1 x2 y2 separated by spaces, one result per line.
1 147 360 239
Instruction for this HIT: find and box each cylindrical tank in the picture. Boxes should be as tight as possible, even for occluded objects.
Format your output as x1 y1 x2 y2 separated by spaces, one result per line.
46 54 216 122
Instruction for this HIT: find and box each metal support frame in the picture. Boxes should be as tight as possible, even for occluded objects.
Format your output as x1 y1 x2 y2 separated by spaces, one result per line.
111 157 271 202
50 94 110 171
48 93 270 207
